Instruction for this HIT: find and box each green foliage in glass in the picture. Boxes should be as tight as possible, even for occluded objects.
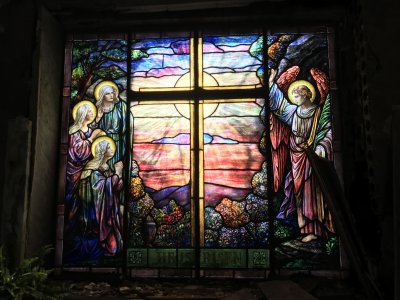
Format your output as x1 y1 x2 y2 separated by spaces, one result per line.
249 36 263 61
101 48 127 61
71 40 146 104
72 41 126 103
94 65 126 80
285 258 314 269
132 49 148 60
325 236 339 256
274 219 297 240
250 36 264 84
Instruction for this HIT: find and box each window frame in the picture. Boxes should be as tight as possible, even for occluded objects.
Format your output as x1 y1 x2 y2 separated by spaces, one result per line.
56 26 344 278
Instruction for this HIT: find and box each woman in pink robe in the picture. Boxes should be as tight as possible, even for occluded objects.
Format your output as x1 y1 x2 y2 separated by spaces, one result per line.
65 103 103 232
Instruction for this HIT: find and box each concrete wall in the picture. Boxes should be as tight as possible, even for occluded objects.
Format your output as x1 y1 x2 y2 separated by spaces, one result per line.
1 117 31 268
0 0 398 297
362 0 399 297
0 1 63 260
0 0 36 244
25 7 64 257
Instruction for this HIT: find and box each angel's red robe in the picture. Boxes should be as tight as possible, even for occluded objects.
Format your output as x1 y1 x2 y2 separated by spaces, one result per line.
270 83 334 238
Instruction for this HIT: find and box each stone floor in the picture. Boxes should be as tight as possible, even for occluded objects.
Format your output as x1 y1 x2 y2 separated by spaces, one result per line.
45 273 368 299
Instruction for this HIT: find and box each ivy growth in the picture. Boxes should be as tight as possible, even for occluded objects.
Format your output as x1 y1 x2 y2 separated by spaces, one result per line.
0 245 55 299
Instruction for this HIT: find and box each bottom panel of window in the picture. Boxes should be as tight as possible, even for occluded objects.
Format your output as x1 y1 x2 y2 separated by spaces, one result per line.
127 248 269 269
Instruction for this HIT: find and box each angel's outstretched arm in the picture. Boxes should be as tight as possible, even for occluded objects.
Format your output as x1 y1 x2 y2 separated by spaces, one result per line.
269 69 278 88
269 66 299 192
269 83 296 126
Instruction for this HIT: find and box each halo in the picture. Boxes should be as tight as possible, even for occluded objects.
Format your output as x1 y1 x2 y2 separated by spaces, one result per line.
94 81 119 101
72 100 97 122
91 136 116 157
288 80 316 104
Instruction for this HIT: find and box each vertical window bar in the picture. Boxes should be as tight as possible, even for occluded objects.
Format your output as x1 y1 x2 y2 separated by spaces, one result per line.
197 36 205 249
198 101 204 248
193 31 201 278
123 33 133 277
263 29 276 277
55 39 73 272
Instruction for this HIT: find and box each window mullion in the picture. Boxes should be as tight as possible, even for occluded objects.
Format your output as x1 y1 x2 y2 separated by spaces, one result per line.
123 32 133 276
263 30 276 277
192 31 201 278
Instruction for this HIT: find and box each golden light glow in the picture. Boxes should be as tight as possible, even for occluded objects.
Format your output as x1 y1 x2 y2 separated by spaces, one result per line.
190 102 196 247
91 136 116 157
199 197 204 247
199 151 204 197
175 102 217 119
288 80 316 104
72 100 97 122
204 98 255 103
138 87 193 92
204 85 257 90
174 73 219 119
94 81 119 101
191 37 195 88
198 37 203 87
137 100 191 105
191 196 195 247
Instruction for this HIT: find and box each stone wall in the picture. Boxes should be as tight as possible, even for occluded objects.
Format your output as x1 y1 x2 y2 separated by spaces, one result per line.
0 0 398 297
0 1 63 260
0 0 37 255
25 7 63 257
361 0 399 297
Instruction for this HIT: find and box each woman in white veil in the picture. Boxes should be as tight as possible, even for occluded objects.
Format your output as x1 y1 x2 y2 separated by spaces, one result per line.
91 81 127 171
78 137 124 258
65 101 104 235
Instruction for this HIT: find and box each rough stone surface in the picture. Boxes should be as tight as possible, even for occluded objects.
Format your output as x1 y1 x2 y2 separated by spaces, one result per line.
258 280 317 300
25 6 64 257
0 117 31 268
42 275 367 299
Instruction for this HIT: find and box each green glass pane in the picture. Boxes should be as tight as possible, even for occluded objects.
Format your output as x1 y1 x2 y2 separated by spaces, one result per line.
248 249 269 268
127 248 148 267
200 249 247 268
148 249 177 267
178 249 195 268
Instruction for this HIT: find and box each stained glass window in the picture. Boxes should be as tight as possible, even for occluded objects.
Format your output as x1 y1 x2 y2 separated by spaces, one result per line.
203 99 267 248
58 30 340 273
128 102 192 248
202 35 263 89
63 38 127 266
131 36 192 91
268 32 338 269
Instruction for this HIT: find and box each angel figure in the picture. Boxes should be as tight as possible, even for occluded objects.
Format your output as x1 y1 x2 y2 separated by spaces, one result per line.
269 66 334 243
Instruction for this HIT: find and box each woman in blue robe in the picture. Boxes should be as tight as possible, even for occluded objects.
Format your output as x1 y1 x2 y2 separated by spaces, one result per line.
73 137 124 261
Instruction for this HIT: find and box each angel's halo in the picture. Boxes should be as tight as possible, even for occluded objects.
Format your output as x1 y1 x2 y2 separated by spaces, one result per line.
288 80 316 104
